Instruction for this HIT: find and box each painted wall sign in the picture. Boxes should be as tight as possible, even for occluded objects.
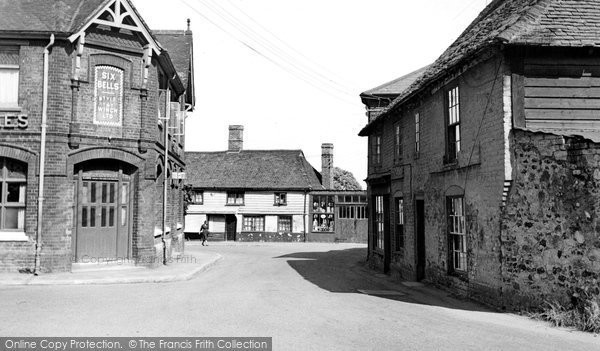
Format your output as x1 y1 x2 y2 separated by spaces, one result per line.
0 114 28 129
93 65 123 126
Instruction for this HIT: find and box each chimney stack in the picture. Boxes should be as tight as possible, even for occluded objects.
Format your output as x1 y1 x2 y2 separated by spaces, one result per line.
228 125 243 152
321 143 334 189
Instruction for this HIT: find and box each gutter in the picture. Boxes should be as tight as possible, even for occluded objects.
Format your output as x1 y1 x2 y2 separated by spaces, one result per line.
33 34 55 275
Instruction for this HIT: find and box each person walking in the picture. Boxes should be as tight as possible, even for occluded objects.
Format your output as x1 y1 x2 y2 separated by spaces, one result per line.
199 220 209 246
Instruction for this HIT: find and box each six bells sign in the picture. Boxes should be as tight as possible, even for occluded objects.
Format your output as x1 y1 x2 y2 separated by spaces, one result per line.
93 65 123 126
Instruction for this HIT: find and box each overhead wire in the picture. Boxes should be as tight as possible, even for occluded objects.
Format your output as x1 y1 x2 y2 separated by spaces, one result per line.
177 0 358 106
223 0 357 91
197 0 356 98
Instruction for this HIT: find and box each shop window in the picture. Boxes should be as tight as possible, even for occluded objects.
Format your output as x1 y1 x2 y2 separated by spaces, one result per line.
447 196 467 273
374 196 385 250
278 216 292 232
191 190 203 204
226 191 244 205
0 158 27 231
0 47 19 108
395 198 404 250
311 195 335 232
274 192 287 206
446 86 461 163
242 215 264 232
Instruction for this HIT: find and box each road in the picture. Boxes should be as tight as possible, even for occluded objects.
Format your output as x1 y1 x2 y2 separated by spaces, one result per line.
1 243 598 350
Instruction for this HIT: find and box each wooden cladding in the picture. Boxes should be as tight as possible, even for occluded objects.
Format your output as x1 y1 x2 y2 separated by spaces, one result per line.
522 59 600 137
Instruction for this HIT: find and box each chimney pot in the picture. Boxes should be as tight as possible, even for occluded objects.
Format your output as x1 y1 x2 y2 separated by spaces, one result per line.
228 125 244 152
321 143 334 189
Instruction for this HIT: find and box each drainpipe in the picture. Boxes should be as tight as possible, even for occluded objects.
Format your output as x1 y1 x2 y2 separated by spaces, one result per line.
33 34 55 275
162 90 171 265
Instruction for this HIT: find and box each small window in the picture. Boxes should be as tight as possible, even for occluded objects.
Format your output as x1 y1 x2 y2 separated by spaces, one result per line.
394 123 402 162
0 47 20 108
278 216 292 232
447 196 467 273
446 86 461 163
274 192 287 206
226 191 244 205
191 190 204 204
371 135 382 165
415 113 421 157
1 157 27 231
374 196 385 250
243 215 264 232
395 198 404 250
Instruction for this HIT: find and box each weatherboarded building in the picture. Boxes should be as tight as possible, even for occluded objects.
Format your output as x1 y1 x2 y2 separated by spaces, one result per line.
360 0 600 309
185 126 368 242
0 0 194 272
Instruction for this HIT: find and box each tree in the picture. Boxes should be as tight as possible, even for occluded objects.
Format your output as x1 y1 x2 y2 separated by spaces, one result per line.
332 167 362 190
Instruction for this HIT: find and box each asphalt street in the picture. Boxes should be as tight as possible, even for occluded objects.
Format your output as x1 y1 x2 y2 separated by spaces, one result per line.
1 243 598 350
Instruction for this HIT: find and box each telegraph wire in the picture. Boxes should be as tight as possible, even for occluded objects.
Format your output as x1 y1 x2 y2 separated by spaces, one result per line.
222 0 358 92
177 0 358 105
196 0 356 98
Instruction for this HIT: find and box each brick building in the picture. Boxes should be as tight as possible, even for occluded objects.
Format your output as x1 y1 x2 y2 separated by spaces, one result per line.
185 126 368 243
360 0 600 309
0 0 194 272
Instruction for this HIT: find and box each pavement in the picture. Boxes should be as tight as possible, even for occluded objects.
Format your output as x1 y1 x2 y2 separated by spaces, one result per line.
0 245 222 285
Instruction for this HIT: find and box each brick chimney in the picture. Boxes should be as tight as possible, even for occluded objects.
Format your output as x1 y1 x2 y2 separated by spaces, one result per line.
228 125 243 152
321 143 334 189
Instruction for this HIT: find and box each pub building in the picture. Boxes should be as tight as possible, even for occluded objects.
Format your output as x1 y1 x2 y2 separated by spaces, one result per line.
0 0 195 272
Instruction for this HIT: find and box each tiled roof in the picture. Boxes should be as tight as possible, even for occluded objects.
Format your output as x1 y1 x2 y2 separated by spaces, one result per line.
359 0 600 136
361 65 430 97
185 150 324 190
0 0 107 33
154 30 193 87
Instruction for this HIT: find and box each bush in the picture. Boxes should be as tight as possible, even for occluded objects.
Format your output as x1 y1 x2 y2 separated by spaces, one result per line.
534 294 600 333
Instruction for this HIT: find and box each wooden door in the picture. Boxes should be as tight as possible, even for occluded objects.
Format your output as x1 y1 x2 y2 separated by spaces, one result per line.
226 215 237 241
415 199 426 281
75 176 131 261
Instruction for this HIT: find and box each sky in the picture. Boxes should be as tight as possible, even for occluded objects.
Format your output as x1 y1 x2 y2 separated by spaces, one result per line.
135 0 491 188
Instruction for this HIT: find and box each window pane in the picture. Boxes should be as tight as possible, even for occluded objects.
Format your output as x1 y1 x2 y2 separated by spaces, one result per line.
101 183 107 203
121 183 128 204
109 183 115 203
0 68 19 106
90 183 97 203
6 182 25 203
109 207 115 227
82 182 89 204
121 206 127 226
5 207 25 229
81 207 88 227
90 207 96 227
101 207 107 227
5 158 26 178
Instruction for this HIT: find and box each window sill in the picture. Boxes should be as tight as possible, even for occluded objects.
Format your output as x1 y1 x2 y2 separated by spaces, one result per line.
448 270 469 282
225 204 244 207
0 231 29 242
311 231 334 234
273 204 288 207
0 106 22 112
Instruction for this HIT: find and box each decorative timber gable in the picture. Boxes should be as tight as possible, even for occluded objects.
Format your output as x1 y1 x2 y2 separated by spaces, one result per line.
68 0 161 56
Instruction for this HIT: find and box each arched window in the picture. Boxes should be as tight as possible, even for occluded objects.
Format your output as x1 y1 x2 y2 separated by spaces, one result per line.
1 158 27 231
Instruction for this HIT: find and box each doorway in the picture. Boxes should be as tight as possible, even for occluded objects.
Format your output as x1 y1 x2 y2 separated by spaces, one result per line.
74 160 133 261
415 199 426 281
225 214 237 241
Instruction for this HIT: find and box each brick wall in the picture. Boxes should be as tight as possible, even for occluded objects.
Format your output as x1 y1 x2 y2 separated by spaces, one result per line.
366 54 508 304
0 31 187 272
